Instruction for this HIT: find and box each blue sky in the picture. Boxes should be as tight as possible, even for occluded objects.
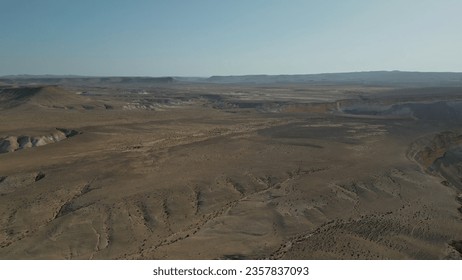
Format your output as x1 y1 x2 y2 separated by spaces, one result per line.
1 0 461 76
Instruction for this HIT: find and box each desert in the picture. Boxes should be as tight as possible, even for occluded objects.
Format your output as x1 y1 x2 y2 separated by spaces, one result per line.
0 72 461 259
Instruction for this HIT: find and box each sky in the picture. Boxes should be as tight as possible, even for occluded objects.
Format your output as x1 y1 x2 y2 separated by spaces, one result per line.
1 0 461 76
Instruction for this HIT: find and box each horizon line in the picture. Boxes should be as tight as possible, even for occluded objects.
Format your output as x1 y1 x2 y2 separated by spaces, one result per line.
2 70 462 79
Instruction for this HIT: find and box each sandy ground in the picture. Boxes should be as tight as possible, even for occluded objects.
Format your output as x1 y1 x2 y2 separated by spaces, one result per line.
0 84 461 259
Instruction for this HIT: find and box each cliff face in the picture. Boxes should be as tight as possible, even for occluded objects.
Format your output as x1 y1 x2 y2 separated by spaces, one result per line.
407 131 462 257
0 129 80 154
407 131 462 171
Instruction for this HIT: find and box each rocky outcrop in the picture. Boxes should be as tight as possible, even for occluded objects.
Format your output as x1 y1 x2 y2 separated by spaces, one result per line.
407 131 462 170
407 131 462 259
0 128 80 154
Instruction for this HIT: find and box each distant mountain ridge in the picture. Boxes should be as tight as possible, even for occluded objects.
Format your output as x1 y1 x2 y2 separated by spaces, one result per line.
206 71 462 86
1 71 462 86
0 76 174 86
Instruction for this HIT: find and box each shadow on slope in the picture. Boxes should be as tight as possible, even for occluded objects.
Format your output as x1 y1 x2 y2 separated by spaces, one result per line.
0 86 109 110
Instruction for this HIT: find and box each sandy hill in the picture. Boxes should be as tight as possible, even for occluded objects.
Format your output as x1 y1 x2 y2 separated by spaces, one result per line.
0 86 106 110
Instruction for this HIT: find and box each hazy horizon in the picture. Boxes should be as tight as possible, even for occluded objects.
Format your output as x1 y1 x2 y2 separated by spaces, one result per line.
1 0 461 76
2 69 462 79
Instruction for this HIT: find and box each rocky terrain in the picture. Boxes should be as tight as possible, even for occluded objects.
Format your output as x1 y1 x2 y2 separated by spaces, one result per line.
0 80 461 259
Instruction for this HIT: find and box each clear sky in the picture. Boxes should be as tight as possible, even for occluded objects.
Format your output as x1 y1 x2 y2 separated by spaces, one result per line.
1 0 461 76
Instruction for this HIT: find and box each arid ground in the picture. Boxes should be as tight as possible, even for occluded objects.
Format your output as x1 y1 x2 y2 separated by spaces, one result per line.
0 81 461 259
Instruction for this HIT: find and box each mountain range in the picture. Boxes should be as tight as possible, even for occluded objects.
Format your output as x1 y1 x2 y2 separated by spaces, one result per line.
2 71 462 86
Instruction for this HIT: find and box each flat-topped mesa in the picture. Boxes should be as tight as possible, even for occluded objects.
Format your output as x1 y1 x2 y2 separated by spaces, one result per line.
0 128 80 154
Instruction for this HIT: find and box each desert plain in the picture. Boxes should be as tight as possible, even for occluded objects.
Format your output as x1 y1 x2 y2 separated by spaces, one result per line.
0 74 461 259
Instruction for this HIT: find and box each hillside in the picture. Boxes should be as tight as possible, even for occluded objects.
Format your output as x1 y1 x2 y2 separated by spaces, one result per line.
0 86 106 110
